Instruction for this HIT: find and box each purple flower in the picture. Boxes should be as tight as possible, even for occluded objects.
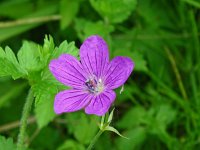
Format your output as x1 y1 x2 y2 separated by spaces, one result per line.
49 35 134 116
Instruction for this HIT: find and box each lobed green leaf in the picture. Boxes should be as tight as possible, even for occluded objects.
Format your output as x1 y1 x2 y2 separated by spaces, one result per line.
90 0 137 23
0 136 17 150
0 47 26 79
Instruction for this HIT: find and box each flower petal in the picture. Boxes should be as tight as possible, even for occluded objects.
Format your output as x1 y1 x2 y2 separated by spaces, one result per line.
80 35 109 78
49 54 87 88
104 56 134 89
54 89 93 114
85 90 116 116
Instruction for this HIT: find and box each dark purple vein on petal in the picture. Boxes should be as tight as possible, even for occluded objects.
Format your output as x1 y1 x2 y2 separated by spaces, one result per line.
98 95 103 108
62 90 84 95
66 94 89 111
94 50 98 77
82 57 92 76
64 60 87 79
82 94 94 109
87 53 94 75
104 62 121 80
74 94 94 111
105 71 125 86
75 94 91 109
101 55 108 79
92 96 97 107
102 92 111 103
56 67 85 82
53 71 82 85
99 48 103 77
53 73 82 88
62 93 86 102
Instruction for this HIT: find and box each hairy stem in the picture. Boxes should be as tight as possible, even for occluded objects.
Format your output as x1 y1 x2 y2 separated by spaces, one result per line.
17 89 34 150
87 129 104 150
0 15 61 28
0 117 35 133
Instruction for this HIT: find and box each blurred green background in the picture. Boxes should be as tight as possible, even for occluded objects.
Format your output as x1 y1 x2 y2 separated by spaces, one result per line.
0 0 200 149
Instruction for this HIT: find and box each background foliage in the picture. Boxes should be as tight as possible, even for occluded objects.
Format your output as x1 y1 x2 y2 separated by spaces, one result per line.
0 0 200 149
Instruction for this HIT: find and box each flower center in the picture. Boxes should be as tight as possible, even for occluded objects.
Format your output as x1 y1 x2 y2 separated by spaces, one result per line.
85 78 104 94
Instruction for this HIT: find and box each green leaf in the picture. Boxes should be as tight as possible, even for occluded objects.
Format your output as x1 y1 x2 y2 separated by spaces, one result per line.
33 38 79 128
0 0 58 19
183 0 200 8
107 108 115 123
141 104 177 139
155 104 177 127
39 35 55 67
0 0 36 19
104 126 128 139
0 135 16 150
60 0 81 29
17 41 43 72
137 0 171 29
66 113 99 144
33 80 57 128
57 139 85 150
115 84 139 103
115 127 146 150
90 0 137 23
51 40 79 59
75 18 114 41
0 46 26 79
116 107 147 129
42 35 55 56
113 44 148 72
34 97 56 129
131 51 148 72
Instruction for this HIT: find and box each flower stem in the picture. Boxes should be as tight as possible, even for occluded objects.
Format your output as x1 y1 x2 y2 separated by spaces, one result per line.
17 89 34 150
0 15 61 28
87 129 104 150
